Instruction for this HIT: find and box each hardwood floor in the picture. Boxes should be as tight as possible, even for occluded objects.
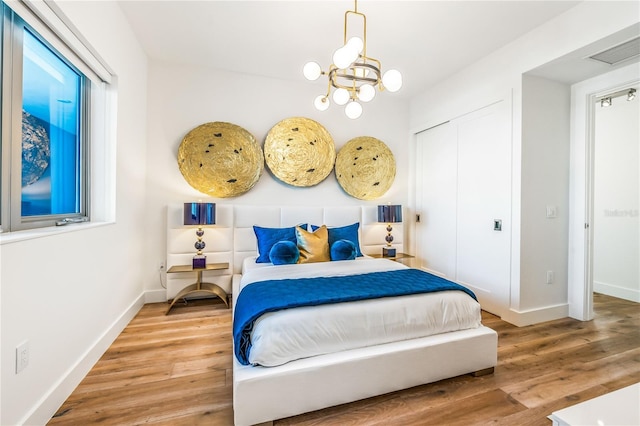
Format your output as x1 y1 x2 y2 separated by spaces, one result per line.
49 293 640 425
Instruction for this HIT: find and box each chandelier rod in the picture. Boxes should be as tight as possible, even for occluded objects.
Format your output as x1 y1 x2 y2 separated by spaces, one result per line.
343 0 367 57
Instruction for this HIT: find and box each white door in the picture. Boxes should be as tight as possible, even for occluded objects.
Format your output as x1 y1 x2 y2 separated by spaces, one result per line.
416 101 511 317
415 122 457 279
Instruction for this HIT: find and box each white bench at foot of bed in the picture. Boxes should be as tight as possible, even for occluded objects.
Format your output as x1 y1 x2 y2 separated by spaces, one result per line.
233 325 498 426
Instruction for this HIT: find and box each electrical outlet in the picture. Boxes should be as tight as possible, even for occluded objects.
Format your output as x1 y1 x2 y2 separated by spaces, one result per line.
16 341 29 374
159 261 166 271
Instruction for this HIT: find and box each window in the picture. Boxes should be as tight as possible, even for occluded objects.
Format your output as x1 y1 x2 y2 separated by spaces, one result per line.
2 2 91 231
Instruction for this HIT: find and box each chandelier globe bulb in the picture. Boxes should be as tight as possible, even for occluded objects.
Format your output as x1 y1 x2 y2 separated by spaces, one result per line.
333 88 350 106
346 36 364 54
382 69 403 92
344 42 359 64
333 46 355 69
303 62 322 81
358 84 376 102
345 101 363 119
314 95 330 111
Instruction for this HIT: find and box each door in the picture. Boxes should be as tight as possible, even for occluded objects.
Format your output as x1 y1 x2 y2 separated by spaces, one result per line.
416 101 511 316
415 121 457 279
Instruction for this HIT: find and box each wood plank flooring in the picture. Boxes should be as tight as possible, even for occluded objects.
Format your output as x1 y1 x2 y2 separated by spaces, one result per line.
49 293 640 425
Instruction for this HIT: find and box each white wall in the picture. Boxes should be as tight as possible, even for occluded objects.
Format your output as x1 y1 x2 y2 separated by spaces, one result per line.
520 75 570 310
0 2 148 424
143 61 409 297
409 1 639 325
593 86 639 302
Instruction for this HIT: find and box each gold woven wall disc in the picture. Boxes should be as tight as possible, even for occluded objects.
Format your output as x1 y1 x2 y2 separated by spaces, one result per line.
178 122 264 198
264 117 336 187
335 136 396 200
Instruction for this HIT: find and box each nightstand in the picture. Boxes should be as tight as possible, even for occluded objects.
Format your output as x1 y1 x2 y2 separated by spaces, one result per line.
370 252 417 267
166 262 229 314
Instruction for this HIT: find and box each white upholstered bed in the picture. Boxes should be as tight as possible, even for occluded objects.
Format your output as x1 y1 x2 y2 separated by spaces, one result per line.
166 205 498 425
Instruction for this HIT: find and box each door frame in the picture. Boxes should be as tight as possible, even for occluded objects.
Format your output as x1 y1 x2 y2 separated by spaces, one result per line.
568 64 639 321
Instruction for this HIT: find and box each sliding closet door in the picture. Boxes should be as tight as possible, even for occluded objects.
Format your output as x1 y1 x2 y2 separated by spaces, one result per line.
415 100 511 317
454 101 511 316
415 122 457 279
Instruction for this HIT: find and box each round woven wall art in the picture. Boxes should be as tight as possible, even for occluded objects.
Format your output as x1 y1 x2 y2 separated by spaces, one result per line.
264 117 336 187
335 136 396 200
177 122 263 198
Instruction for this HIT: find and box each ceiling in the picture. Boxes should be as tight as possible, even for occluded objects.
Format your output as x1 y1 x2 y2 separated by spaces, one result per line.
117 1 582 98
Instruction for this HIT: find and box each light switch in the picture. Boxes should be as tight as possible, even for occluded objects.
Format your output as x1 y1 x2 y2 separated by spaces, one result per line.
546 205 557 218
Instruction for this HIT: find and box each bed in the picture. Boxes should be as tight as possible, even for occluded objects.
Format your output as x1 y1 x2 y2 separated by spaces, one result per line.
227 206 498 426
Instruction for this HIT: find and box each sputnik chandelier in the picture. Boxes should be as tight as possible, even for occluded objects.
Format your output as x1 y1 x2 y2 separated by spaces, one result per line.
303 0 402 119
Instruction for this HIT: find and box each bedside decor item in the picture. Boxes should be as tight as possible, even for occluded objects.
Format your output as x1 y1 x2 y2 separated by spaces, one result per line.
378 204 402 257
335 136 396 200
302 0 402 119
264 117 335 187
178 122 263 198
165 262 229 314
184 202 216 268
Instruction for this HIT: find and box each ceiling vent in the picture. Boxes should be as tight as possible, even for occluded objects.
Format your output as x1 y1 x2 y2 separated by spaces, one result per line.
588 37 640 65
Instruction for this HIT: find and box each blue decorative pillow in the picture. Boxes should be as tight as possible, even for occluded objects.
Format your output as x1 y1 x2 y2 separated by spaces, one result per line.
253 225 306 263
330 239 357 261
311 222 363 257
269 240 300 265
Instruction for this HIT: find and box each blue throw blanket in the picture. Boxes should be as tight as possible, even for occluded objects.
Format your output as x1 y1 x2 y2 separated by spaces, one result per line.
233 268 477 365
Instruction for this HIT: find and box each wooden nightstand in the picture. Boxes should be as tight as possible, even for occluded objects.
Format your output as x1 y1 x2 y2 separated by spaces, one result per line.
370 252 417 267
166 262 229 314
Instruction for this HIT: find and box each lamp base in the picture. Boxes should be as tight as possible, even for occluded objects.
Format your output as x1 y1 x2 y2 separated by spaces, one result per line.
192 254 206 269
382 247 396 257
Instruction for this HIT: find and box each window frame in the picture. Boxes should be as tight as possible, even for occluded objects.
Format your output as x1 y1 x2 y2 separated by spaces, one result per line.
1 2 92 232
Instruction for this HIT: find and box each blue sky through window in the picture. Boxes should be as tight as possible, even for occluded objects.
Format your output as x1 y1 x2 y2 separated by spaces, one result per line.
22 29 81 216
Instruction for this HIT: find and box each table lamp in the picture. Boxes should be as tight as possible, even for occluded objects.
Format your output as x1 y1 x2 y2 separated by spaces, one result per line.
184 202 216 268
378 204 402 257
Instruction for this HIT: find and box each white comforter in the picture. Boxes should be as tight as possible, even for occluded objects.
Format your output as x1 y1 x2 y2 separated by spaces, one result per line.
239 257 481 367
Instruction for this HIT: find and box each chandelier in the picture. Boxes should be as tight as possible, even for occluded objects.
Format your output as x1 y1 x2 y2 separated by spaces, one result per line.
303 0 402 119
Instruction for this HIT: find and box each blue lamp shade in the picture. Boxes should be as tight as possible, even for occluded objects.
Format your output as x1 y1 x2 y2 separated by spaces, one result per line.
183 203 216 268
377 205 402 257
184 202 216 226
378 205 402 223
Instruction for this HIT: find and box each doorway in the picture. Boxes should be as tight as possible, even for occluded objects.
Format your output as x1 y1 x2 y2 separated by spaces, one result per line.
569 65 640 321
592 85 639 302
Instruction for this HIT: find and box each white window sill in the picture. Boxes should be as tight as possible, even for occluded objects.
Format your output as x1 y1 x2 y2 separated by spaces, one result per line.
0 221 114 245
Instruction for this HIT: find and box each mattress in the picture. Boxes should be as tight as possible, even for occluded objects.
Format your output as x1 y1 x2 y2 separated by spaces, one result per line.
237 257 482 367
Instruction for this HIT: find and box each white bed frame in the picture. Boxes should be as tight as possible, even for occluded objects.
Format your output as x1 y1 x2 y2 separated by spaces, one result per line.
166 205 498 426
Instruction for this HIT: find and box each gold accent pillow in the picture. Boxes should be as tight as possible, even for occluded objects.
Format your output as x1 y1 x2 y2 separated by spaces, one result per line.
296 225 330 263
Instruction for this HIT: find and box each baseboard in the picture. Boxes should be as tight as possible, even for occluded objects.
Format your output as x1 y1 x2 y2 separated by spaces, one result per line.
22 293 145 425
501 303 569 327
594 281 640 303
145 288 168 303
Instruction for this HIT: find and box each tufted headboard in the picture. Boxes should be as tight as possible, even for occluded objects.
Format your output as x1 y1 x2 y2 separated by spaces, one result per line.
165 204 404 299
